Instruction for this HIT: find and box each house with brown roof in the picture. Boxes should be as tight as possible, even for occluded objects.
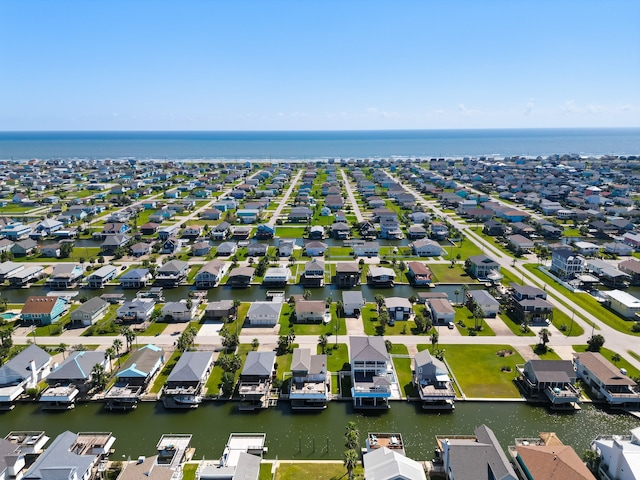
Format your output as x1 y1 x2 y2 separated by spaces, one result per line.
20 296 68 326
294 300 326 324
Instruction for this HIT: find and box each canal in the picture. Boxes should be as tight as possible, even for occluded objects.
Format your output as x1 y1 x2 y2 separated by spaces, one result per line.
2 401 638 460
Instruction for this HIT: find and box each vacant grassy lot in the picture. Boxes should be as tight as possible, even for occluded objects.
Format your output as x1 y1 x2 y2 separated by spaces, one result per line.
429 264 474 284
275 463 363 480
440 344 525 398
390 343 414 398
454 306 495 336
150 350 181 394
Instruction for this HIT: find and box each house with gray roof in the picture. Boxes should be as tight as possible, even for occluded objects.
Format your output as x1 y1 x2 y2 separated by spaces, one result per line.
467 290 500 317
204 300 236 320
194 259 229 288
515 360 580 410
349 336 394 409
70 296 109 327
155 259 189 287
342 290 365 316
119 268 152 289
46 263 83 289
246 301 283 326
436 424 517 480
238 351 276 410
363 446 427 480
162 351 214 408
85 265 118 288
0 344 52 410
289 348 329 410
413 350 455 410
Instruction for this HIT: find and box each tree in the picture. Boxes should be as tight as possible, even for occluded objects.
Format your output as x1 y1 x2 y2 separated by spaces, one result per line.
374 294 385 313
539 328 551 347
318 334 328 354
105 347 115 371
611 353 621 365
454 289 460 306
277 335 290 355
344 422 360 450
343 449 358 480
221 331 239 353
57 343 68 360
251 338 260 350
587 334 605 352
121 326 136 352
414 313 426 333
220 371 236 397
431 331 439 351
60 242 74 258
472 306 484 331
112 338 123 361
303 290 312 300
378 311 389 335
91 363 107 391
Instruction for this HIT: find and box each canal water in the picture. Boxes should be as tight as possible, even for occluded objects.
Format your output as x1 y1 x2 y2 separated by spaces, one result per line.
2 401 637 460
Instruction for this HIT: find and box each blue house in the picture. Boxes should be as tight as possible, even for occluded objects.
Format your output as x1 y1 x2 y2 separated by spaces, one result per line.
20 296 68 326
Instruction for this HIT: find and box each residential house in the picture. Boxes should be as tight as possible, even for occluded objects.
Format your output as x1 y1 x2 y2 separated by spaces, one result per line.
619 258 640 285
367 266 396 286
294 300 326 324
191 241 212 256
574 352 640 408
550 249 585 279
140 222 160 235
509 283 554 325
216 241 237 256
101 234 130 254
384 297 412 323
155 259 189 287
427 298 455 327
101 222 129 236
162 301 197 322
1 223 31 241
288 207 313 222
227 267 254 287
162 351 214 408
41 350 108 408
70 297 109 327
255 224 275 239
201 208 222 220
353 241 380 257
413 350 455 410
591 427 640 480
330 222 351 240
342 290 365 316
238 351 276 410
409 239 445 257
116 298 155 323
105 344 164 410
465 254 502 281
204 300 236 321
515 360 581 410
276 238 296 257
467 290 500 317
262 267 291 286
586 259 630 288
601 289 640 319
119 268 152 289
363 447 427 480
8 265 44 287
22 431 116 480
86 265 117 288
379 216 404 240
508 234 535 253
407 261 432 286
182 225 203 239
20 296 67 326
211 221 231 240
34 218 63 236
603 241 634 256
246 301 283 326
301 259 325 287
407 224 428 239
161 235 180 254
130 242 152 257
10 239 38 257
289 348 330 410
0 344 51 409
436 425 517 480
247 243 268 257
334 262 360 288
349 336 394 409
0 261 23 282
194 259 228 288
304 241 328 257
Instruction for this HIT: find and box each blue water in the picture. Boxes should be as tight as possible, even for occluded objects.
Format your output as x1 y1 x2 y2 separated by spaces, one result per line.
0 128 638 161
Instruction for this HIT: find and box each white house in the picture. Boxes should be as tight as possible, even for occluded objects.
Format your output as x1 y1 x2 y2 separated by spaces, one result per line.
411 238 445 256
246 301 283 326
342 291 365 316
428 298 455 326
262 267 291 285
601 289 640 319
591 427 640 480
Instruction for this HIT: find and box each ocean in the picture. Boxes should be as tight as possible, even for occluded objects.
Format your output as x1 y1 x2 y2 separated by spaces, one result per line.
0 128 638 161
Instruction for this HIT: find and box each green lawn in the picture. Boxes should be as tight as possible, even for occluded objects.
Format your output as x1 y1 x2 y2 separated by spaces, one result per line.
390 344 414 398
138 320 169 336
205 343 253 397
274 463 363 480
573 345 640 378
500 312 536 337
443 237 484 260
530 345 562 360
276 226 307 238
454 305 495 336
429 264 475 284
150 350 181 394
439 344 525 398
182 464 198 480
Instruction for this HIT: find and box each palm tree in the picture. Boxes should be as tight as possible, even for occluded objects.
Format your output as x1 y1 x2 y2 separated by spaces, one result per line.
318 334 328 354
344 422 360 450
303 290 312 300
454 289 460 306
251 338 259 350
374 294 385 313
120 326 135 352
57 343 68 360
539 328 551 347
431 331 439 352
105 347 115 371
343 449 358 480
112 338 123 365
91 363 107 391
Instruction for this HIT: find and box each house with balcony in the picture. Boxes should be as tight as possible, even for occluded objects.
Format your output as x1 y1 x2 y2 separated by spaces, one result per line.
194 259 228 288
349 336 394 409
289 348 329 410
70 296 109 327
216 241 237 256
211 221 231 240
161 300 197 322
20 296 68 326
238 351 276 410
465 254 502 282
509 283 554 325
467 289 500 317
550 248 585 280
0 344 51 410
334 262 360 288
262 267 291 286
367 266 396 287
591 427 640 480
304 241 328 257
116 298 155 323
155 259 189 287
301 259 324 287
413 350 455 410
330 222 351 240
294 300 326 324
574 351 640 408
619 258 640 285
515 360 581 410
411 239 445 257
227 266 254 287
162 351 214 409
119 268 152 289
246 301 282 326
46 263 84 289
288 207 313 223
353 241 380 258
379 216 404 240
86 265 118 289
407 261 432 286
8 265 44 287
384 297 412 323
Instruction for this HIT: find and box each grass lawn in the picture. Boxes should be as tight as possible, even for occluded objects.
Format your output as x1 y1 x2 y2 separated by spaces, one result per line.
524 264 636 335
362 303 424 336
429 264 474 284
572 345 640 378
276 226 307 238
320 343 350 394
390 344 414 398
499 312 536 337
275 463 363 480
444 237 484 260
530 345 562 360
454 306 495 336
205 343 253 397
182 463 198 480
138 320 169 336
441 344 525 398
150 350 181 394
280 303 347 336
220 303 248 336
275 346 297 384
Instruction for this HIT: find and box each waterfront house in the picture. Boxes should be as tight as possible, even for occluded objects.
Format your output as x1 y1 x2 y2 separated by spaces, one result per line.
101 233 130 253
119 268 152 289
591 427 640 480
22 431 116 480
413 350 455 410
349 336 394 409
34 218 63 236
47 263 84 289
334 262 360 288
162 300 197 322
69 296 109 327
342 290 365 316
0 344 51 410
379 216 404 240
227 266 254 287
130 241 152 257
353 241 380 257
411 239 445 257
255 223 275 239
509 284 554 325
407 224 428 239
20 296 67 326
294 300 326 324
467 290 500 317
201 208 222 220
619 258 640 285
155 259 189 287
194 259 228 288
330 222 351 240
182 224 203 239
363 446 427 480
101 222 129 236
573 352 640 408
550 248 585 280
436 424 517 480
276 238 296 257
8 265 44 287
1 223 31 241
301 259 325 287
238 351 276 410
0 261 23 282
246 301 282 326
465 254 502 281
216 241 237 256
191 240 212 256
204 300 236 321
105 344 164 410
247 243 268 257
262 267 291 286
427 298 455 327
288 206 313 222
41 350 108 409
162 351 214 408
289 347 329 410
86 265 117 288
116 298 155 323
367 266 396 286
384 297 412 322
10 239 38 257
304 241 328 257
139 222 160 235
407 261 432 286
515 360 581 410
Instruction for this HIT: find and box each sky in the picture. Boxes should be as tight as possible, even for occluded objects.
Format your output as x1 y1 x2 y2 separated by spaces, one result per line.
0 0 639 131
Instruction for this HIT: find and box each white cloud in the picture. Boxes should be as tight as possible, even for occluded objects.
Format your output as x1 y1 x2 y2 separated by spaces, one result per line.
524 98 534 116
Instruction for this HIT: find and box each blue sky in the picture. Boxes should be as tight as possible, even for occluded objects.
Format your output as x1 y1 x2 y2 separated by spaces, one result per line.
1 0 638 130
